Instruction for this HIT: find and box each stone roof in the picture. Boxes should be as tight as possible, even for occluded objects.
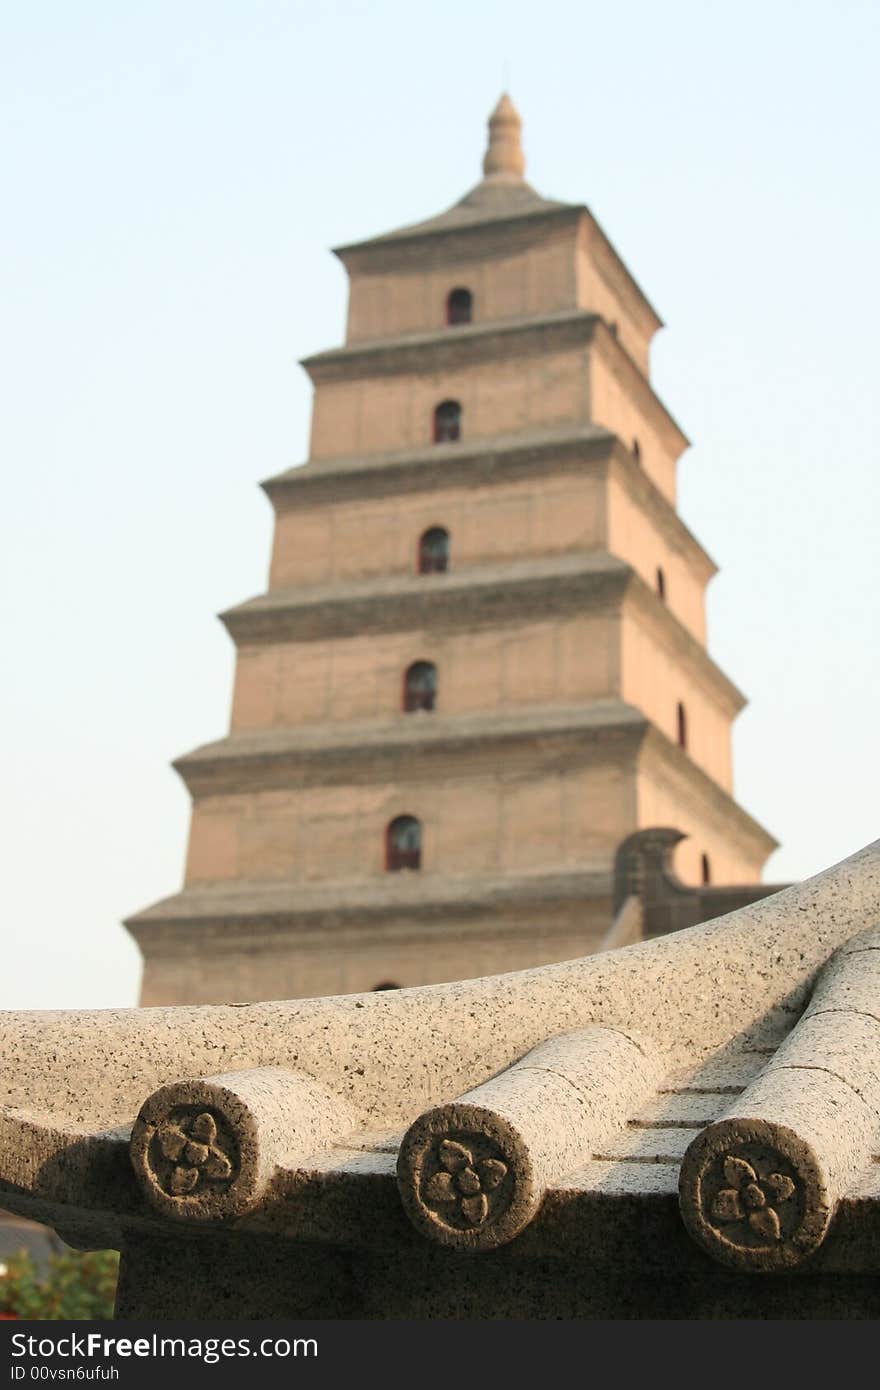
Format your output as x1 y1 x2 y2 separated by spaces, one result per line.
2 836 879 1306
167 697 650 796
341 175 571 250
301 308 603 378
222 548 634 628
265 421 618 486
126 864 613 930
335 92 573 253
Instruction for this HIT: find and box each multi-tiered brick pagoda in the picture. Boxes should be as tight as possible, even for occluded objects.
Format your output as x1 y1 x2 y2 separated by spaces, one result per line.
128 96 776 1005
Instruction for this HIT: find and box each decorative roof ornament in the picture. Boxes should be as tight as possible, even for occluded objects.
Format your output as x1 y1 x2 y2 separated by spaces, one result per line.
482 92 526 183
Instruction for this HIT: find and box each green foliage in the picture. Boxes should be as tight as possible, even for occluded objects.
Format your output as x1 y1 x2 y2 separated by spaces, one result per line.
0 1247 119 1320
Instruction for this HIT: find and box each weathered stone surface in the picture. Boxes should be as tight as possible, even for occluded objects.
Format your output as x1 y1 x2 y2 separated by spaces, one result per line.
679 916 880 1273
3 839 879 1135
130 1068 354 1221
397 1027 662 1249
1 835 880 1321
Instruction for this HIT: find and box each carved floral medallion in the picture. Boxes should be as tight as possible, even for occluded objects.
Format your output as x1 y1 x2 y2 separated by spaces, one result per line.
698 1143 803 1251
419 1133 512 1232
145 1108 237 1200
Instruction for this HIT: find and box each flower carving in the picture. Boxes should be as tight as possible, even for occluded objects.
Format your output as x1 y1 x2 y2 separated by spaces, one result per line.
152 1111 234 1197
423 1139 508 1227
710 1154 796 1243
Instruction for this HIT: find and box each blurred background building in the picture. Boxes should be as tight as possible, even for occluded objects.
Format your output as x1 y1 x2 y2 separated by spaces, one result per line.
127 98 776 1005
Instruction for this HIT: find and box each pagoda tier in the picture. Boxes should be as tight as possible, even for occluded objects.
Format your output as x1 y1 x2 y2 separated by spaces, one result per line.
262 430 712 643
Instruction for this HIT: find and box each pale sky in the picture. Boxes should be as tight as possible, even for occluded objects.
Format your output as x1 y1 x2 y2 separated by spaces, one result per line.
2 0 878 1009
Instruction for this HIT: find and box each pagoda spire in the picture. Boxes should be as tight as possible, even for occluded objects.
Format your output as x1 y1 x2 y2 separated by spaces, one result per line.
482 92 526 183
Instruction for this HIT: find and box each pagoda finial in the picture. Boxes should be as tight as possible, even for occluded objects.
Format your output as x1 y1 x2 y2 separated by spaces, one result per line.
482 92 526 183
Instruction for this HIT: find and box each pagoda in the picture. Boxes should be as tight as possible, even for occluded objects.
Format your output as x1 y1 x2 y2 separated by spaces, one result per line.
127 96 776 1005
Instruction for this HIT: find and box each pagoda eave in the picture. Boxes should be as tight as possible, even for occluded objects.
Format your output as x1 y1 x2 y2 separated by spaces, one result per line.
332 199 581 260
300 308 601 379
173 700 650 796
220 552 632 643
125 866 613 938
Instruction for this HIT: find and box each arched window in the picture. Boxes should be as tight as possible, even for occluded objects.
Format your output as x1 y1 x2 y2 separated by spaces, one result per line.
386 815 422 872
446 288 472 325
403 661 437 713
632 438 641 463
372 981 401 991
677 702 688 750
418 527 450 574
433 400 461 443
701 854 711 885
656 567 666 601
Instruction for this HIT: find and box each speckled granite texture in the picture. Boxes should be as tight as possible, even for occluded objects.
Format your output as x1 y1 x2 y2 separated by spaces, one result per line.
2 836 880 1317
